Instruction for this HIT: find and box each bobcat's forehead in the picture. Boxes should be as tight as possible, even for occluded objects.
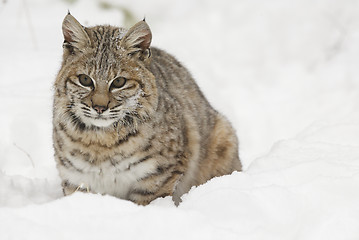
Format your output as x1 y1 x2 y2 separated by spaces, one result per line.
82 26 128 80
86 25 127 52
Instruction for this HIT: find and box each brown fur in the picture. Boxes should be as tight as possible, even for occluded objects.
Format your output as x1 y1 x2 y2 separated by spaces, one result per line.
53 13 242 205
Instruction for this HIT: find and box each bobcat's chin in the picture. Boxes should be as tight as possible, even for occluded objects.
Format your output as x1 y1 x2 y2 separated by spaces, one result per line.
82 116 117 128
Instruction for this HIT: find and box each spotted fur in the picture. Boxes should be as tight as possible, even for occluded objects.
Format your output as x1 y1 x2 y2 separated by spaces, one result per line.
53 13 242 205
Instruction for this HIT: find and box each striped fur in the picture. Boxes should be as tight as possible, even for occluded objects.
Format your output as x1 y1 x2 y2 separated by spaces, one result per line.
53 13 242 205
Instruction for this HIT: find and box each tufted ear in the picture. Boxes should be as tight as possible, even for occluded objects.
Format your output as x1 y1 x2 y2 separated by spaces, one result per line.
62 13 91 52
120 20 152 58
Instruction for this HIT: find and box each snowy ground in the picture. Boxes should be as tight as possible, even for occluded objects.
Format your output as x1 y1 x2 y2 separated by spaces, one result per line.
1 0 359 239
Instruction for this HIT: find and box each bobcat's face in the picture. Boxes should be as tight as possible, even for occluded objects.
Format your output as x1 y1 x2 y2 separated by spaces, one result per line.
55 16 157 129
63 52 155 128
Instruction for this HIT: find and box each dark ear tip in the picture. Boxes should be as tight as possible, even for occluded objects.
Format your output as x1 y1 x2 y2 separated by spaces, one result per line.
142 16 146 22
67 10 71 15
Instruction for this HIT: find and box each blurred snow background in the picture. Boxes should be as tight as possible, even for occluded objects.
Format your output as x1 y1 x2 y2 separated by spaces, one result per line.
0 0 359 239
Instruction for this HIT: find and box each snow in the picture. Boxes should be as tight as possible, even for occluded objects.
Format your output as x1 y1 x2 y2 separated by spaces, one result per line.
1 0 359 239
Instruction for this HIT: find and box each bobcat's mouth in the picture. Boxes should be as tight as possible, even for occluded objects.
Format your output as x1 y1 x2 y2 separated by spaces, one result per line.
75 104 118 128
83 110 118 128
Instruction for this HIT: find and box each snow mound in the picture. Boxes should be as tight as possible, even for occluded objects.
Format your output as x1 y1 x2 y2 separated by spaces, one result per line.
2 114 359 240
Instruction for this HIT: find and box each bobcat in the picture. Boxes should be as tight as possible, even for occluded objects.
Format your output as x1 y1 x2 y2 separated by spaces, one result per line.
53 13 242 205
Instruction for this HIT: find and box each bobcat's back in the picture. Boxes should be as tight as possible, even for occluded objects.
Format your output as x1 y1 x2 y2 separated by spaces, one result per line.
53 13 241 205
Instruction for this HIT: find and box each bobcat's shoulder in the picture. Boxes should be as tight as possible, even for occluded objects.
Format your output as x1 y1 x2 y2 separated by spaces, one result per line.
53 13 242 205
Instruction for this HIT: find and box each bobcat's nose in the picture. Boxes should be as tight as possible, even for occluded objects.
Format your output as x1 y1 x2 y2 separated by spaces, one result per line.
93 105 108 114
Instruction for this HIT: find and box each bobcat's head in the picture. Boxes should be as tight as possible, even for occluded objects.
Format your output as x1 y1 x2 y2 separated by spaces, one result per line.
54 13 157 129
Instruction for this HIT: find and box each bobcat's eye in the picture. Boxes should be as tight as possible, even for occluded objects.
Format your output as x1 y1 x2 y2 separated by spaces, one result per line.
110 77 127 89
78 74 93 87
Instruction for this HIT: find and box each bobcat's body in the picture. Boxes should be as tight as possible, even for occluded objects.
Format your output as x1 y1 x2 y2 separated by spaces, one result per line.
53 14 241 205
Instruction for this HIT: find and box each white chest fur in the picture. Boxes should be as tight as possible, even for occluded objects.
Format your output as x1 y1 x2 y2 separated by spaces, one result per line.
59 154 157 199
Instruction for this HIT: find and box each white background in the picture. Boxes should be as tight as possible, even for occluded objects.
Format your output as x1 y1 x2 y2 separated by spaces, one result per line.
1 0 359 239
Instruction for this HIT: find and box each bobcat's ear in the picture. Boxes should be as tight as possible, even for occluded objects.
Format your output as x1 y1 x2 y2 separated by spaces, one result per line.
120 20 152 59
62 13 90 52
